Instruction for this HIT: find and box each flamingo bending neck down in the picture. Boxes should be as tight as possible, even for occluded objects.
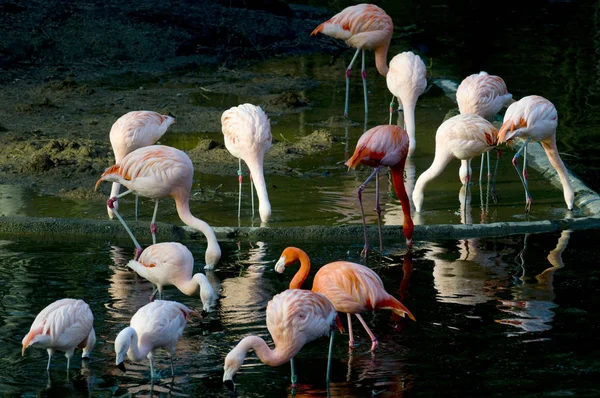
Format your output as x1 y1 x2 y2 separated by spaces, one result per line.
95 145 221 268
412 114 498 212
275 246 415 351
311 3 393 118
221 103 272 223
223 289 338 391
497 95 574 213
345 124 414 256
127 242 215 311
108 111 175 219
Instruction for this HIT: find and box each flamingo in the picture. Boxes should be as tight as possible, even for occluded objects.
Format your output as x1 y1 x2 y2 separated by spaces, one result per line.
223 289 338 390
456 71 512 183
126 242 215 311
497 95 574 213
95 145 221 267
108 111 175 219
311 3 393 118
275 247 415 352
22 298 96 371
221 104 272 223
412 114 498 212
345 124 414 256
114 300 198 379
386 51 428 156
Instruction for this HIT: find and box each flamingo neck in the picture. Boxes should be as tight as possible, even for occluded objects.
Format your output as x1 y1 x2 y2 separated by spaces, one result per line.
236 335 296 367
174 193 222 267
122 327 149 362
176 277 199 296
374 46 390 77
541 139 574 210
402 101 417 156
391 167 414 244
289 248 311 290
245 155 271 222
412 150 452 212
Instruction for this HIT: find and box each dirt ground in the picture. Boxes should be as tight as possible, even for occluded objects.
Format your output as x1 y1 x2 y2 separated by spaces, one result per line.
0 0 346 201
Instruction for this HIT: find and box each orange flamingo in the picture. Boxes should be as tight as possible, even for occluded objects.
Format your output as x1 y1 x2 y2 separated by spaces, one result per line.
108 111 175 219
223 289 338 390
386 51 428 156
95 145 221 267
221 103 272 222
456 71 512 183
497 95 574 213
127 242 215 311
311 3 393 118
114 300 198 379
345 124 414 256
22 298 96 371
412 114 498 212
275 247 415 352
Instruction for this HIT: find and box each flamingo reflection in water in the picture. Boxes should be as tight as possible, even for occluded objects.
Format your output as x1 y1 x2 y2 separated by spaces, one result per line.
496 230 571 333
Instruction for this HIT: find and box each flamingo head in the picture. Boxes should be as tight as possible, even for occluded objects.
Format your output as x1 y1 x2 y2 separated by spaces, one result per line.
223 348 246 390
274 246 305 273
114 327 134 372
497 118 527 144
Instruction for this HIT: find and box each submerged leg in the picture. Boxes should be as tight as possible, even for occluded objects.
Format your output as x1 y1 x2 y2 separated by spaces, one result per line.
347 313 355 349
169 354 175 377
326 330 335 384
375 172 383 253
344 48 361 118
150 200 159 245
491 149 502 204
361 49 368 117
511 138 532 213
46 349 53 371
149 352 156 379
108 189 143 258
290 357 297 386
237 158 242 220
357 166 382 258
355 313 379 351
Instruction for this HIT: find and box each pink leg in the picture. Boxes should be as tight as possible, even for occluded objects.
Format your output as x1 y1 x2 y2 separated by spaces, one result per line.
355 313 379 351
347 313 355 348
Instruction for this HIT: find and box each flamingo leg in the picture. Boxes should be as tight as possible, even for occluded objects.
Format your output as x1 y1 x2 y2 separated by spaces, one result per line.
347 313 355 348
344 48 361 118
486 151 491 178
135 194 139 221
150 200 159 245
511 137 533 213
150 285 158 302
326 330 335 384
290 357 297 386
46 349 53 371
479 153 485 184
357 166 382 258
250 172 255 218
375 172 383 253
169 354 175 377
149 352 157 379
65 350 73 370
355 313 379 351
237 158 242 220
107 189 143 259
361 49 368 117
491 149 502 204
389 95 395 125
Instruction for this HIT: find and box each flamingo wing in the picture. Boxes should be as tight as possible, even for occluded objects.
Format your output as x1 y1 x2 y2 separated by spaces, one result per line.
456 72 512 120
386 52 428 99
131 300 191 350
346 125 409 169
221 104 272 160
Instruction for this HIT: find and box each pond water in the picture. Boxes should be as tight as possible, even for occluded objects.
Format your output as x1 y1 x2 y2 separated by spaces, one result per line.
1 230 599 397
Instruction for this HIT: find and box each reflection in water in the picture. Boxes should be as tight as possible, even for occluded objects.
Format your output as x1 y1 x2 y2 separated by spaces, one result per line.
38 360 95 397
496 230 571 334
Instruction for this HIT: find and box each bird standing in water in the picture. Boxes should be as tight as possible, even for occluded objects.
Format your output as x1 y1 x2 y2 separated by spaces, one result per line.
456 71 512 183
108 111 175 219
345 124 414 256
114 300 197 379
412 114 498 212
95 145 221 267
386 51 428 156
275 247 415 351
497 95 574 213
22 298 96 371
126 242 215 311
221 104 272 223
222 289 338 390
311 3 393 118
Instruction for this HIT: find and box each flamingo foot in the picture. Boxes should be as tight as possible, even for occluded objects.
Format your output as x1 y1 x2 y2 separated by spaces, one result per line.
360 244 370 259
370 338 379 352
525 198 532 214
348 338 355 349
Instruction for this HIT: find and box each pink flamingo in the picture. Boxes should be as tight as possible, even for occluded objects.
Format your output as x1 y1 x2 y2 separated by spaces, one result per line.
114 300 198 379
108 111 175 219
275 246 415 352
223 289 338 390
22 298 96 371
497 95 574 213
127 242 215 311
456 71 512 183
345 124 414 256
311 3 393 118
412 114 498 212
95 145 221 267
221 104 272 222
386 51 428 156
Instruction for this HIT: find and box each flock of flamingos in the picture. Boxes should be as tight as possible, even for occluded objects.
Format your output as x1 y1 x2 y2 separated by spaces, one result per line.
19 3 576 393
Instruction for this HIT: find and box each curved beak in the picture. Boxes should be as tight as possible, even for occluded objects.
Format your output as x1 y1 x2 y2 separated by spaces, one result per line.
497 118 527 144
117 362 127 372
274 257 286 273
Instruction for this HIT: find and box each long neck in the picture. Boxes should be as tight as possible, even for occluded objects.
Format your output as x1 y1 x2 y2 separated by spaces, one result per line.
541 139 574 210
374 45 390 77
413 151 452 212
402 101 417 156
245 155 271 223
174 192 221 266
391 166 414 244
236 336 296 367
289 250 311 290
122 327 150 362
176 277 199 296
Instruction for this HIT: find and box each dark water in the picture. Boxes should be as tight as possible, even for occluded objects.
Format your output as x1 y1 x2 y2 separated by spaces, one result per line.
1 230 599 397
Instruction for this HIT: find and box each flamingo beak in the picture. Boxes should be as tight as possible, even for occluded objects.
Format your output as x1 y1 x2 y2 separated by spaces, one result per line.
117 362 127 372
274 256 286 273
21 345 27 357
223 379 235 391
497 118 527 144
